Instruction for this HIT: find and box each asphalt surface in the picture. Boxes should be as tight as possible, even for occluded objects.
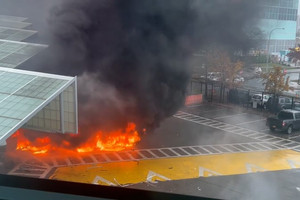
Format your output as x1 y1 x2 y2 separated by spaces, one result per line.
182 103 300 140
127 103 300 199
1 2 300 198
129 168 300 200
136 116 256 149
4 102 300 200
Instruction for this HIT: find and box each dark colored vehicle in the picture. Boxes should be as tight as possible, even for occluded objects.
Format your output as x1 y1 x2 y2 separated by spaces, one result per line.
266 110 300 134
266 96 293 112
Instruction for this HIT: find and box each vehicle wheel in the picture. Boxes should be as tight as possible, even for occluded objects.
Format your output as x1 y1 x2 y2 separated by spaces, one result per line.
287 125 293 134
269 126 275 131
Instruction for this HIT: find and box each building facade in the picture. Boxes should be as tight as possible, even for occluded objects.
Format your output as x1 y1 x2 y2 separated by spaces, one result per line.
259 0 299 54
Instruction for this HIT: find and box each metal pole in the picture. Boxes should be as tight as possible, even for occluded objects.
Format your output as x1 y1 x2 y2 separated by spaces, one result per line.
211 83 214 102
59 93 65 134
201 81 203 93
266 27 285 69
261 92 264 111
74 77 78 134
247 90 250 109
219 84 221 103
205 64 208 99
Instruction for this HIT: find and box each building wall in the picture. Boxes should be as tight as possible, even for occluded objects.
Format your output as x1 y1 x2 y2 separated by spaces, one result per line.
296 15 300 46
259 0 299 53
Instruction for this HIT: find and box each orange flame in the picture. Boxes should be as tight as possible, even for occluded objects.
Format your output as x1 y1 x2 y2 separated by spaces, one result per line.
76 123 141 153
10 123 141 156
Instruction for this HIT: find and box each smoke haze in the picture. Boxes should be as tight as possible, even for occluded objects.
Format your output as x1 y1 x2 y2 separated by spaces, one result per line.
0 0 261 142
42 0 260 137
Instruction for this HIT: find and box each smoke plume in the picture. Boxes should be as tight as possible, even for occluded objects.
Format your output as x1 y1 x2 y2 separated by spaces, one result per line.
42 0 260 140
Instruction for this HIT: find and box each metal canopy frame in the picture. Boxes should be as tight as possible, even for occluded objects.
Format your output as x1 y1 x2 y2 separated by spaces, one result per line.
0 15 27 22
0 67 77 145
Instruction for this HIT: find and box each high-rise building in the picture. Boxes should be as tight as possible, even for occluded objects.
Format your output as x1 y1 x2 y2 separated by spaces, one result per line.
296 15 300 46
259 0 299 53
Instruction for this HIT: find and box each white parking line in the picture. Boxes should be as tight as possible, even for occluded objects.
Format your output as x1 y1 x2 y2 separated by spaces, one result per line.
174 111 300 152
192 108 228 114
288 135 300 140
214 113 247 119
236 119 266 125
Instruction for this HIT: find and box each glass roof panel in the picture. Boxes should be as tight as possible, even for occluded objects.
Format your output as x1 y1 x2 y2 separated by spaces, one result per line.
0 19 31 29
0 67 75 145
0 40 47 68
0 26 37 41
0 15 27 22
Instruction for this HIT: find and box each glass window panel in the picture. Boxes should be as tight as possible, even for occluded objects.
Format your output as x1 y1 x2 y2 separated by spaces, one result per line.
0 19 31 29
0 68 76 144
0 41 46 68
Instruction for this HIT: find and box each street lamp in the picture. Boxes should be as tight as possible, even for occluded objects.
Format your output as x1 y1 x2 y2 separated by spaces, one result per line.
266 27 285 69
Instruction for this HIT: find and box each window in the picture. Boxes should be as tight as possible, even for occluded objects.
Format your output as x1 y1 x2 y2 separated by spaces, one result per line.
295 113 300 119
285 98 291 103
261 6 297 21
278 111 294 119
253 95 262 100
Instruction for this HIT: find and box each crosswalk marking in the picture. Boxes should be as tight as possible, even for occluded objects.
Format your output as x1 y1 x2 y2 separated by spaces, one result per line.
50 149 300 186
199 167 222 177
8 141 283 178
9 110 299 179
174 111 300 152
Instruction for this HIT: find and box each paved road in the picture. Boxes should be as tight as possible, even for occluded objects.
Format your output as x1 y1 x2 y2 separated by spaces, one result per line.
129 169 300 200
6 102 300 199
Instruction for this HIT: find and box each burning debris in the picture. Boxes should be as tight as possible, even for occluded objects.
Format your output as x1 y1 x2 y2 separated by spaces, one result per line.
7 123 141 156
7 0 260 156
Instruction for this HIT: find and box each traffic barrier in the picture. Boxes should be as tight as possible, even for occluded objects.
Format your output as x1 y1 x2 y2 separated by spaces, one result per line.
185 94 203 105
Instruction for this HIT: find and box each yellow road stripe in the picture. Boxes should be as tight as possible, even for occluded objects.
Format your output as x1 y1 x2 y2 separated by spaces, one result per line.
50 149 300 186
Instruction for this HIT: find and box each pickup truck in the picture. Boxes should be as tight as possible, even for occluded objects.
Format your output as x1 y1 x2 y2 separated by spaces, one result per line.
266 110 300 134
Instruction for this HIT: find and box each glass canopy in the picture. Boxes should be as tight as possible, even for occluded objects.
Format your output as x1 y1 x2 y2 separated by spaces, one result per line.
0 39 47 68
0 67 77 145
0 26 37 41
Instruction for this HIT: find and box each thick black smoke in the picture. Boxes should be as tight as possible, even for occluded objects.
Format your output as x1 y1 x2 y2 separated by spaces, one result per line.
44 0 260 140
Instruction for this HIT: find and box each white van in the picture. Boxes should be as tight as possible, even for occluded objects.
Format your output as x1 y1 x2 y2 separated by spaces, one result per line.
251 94 270 108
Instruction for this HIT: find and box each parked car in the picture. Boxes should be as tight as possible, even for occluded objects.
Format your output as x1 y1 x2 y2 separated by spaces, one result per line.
266 96 293 112
207 72 222 81
233 75 245 83
254 67 262 75
288 81 300 90
225 75 245 83
266 109 300 134
251 94 270 108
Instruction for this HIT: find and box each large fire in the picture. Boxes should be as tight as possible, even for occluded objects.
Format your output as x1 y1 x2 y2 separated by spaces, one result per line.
9 122 141 156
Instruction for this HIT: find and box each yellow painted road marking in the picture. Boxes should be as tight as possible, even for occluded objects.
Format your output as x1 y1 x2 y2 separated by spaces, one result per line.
50 149 300 186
